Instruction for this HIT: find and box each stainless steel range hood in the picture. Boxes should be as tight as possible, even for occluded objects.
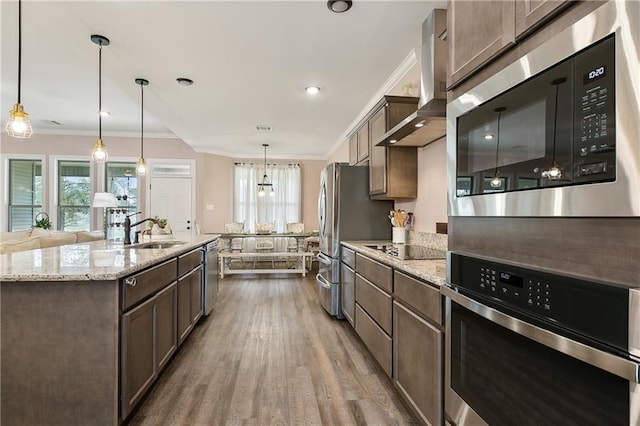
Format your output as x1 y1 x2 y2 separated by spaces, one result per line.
376 9 447 147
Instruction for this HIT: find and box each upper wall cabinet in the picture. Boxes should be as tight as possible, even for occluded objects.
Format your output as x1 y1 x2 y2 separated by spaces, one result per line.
447 1 515 89
369 96 419 200
447 0 573 90
515 0 573 40
348 122 370 166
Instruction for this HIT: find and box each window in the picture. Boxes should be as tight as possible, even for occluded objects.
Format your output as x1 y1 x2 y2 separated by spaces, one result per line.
8 159 43 231
234 163 301 233
105 163 138 239
58 161 91 231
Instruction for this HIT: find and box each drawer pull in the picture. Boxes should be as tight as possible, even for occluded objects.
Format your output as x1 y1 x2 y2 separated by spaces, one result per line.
125 277 137 287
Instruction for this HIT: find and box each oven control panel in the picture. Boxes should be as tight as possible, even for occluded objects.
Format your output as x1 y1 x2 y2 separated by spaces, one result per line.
478 265 553 314
448 252 629 353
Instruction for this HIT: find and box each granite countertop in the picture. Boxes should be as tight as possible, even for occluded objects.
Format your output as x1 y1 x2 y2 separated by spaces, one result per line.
341 240 447 287
0 233 220 282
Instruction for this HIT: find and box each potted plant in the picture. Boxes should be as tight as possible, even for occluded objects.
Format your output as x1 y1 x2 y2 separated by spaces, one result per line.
147 215 172 236
34 212 52 230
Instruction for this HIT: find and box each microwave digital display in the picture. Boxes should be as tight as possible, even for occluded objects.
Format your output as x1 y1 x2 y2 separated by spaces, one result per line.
584 65 606 84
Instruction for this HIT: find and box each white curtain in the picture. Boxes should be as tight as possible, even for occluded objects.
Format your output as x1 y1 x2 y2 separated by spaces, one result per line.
234 163 301 233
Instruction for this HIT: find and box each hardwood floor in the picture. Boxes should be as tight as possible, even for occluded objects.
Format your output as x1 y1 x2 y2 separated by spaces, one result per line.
128 272 416 425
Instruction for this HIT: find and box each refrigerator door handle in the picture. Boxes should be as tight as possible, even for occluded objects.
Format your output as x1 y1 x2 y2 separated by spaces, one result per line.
316 273 332 290
317 252 332 265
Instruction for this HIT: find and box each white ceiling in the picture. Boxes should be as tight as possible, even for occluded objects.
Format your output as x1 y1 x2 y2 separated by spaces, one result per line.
1 1 445 159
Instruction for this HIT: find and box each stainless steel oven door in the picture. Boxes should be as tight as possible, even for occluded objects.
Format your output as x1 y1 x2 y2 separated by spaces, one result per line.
442 286 640 426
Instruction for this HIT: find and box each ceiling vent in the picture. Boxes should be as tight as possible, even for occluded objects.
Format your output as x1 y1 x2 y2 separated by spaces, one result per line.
256 125 273 132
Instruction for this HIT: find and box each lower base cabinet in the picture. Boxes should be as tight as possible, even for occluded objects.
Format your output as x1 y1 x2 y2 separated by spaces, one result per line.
178 265 203 345
393 301 442 426
355 303 392 377
121 282 177 419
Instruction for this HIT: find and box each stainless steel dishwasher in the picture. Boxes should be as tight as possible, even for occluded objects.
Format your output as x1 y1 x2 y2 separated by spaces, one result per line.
203 239 219 315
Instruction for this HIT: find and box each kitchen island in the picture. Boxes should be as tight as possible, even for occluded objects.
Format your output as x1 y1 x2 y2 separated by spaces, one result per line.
0 234 219 426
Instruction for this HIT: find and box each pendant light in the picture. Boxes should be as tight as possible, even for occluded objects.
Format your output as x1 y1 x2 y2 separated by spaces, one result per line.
135 78 149 175
91 35 110 163
6 0 33 138
489 107 506 188
542 77 567 180
257 143 274 197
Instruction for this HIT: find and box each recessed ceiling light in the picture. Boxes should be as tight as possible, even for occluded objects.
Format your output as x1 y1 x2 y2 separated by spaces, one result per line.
99 110 110 117
305 86 320 95
176 78 194 86
484 134 494 140
327 0 353 13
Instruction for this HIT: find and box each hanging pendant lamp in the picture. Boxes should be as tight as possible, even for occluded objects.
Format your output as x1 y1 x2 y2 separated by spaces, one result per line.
257 144 274 197
135 78 149 176
542 77 567 180
490 107 506 188
91 35 110 162
6 0 33 138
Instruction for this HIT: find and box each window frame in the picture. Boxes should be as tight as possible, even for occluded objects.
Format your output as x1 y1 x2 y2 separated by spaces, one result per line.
2 154 47 232
51 156 94 232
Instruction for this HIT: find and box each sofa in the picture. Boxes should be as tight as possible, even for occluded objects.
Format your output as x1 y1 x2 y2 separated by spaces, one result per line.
0 228 105 254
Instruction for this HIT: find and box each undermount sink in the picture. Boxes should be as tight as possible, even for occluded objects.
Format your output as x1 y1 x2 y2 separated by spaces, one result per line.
133 241 187 249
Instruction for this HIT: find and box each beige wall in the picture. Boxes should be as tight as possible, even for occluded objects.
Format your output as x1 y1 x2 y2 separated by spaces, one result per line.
395 137 447 233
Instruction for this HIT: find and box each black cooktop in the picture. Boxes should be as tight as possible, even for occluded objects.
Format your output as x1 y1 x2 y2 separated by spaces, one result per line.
365 244 446 261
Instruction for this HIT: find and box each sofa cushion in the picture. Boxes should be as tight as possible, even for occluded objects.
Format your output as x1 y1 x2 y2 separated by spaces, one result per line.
0 236 41 254
76 230 105 243
39 232 77 248
30 228 57 237
0 229 33 242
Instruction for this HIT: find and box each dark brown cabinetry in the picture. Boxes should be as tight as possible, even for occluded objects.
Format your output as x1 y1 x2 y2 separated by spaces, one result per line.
341 247 356 326
354 253 394 377
447 0 515 89
345 246 445 426
178 248 204 345
348 123 370 166
120 260 178 419
393 271 443 426
447 0 573 89
368 96 419 200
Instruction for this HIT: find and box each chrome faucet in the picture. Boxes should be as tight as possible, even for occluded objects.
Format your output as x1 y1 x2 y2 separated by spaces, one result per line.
123 212 154 245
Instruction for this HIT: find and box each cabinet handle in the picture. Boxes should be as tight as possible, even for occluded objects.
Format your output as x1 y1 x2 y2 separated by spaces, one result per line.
125 277 137 287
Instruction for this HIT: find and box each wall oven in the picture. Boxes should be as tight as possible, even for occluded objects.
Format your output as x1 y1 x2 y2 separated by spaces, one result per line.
447 1 639 217
444 252 640 426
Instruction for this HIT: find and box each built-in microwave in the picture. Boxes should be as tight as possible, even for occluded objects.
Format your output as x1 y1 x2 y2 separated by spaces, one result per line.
447 1 640 217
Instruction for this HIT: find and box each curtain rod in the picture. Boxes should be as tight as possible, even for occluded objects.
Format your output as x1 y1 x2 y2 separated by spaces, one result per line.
234 162 300 166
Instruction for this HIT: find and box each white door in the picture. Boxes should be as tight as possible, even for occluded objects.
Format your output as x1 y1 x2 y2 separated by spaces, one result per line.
149 177 193 233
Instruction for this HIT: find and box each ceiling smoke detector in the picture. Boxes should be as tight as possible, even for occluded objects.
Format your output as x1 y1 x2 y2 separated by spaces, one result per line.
327 1 353 13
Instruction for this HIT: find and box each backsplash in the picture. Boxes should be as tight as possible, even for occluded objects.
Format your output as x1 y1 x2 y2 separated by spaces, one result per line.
407 231 448 252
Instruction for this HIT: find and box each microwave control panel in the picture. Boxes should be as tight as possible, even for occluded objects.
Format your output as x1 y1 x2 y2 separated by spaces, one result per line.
574 35 616 181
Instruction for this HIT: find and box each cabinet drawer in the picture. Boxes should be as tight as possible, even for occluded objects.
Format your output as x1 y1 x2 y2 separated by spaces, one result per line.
394 271 442 326
341 246 356 269
356 254 393 293
356 274 392 334
178 248 202 277
355 303 392 377
122 258 178 311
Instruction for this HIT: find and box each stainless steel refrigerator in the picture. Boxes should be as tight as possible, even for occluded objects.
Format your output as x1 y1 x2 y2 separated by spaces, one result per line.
316 163 393 317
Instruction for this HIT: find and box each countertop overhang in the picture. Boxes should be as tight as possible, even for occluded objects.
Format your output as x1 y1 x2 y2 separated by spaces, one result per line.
0 234 220 282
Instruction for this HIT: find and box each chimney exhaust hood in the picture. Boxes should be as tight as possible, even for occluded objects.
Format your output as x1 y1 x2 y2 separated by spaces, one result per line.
376 9 447 148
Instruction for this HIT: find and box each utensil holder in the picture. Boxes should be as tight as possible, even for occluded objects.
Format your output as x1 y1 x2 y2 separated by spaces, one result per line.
392 227 407 244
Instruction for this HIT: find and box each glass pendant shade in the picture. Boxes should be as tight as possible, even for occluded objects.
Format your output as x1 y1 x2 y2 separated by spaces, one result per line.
91 138 108 162
135 158 147 176
490 175 502 188
6 103 32 138
7 0 33 139
543 78 567 181
490 107 506 188
91 35 110 162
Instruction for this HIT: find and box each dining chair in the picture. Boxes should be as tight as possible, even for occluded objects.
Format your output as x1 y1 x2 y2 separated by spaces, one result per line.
254 222 275 267
224 222 245 252
285 222 304 268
